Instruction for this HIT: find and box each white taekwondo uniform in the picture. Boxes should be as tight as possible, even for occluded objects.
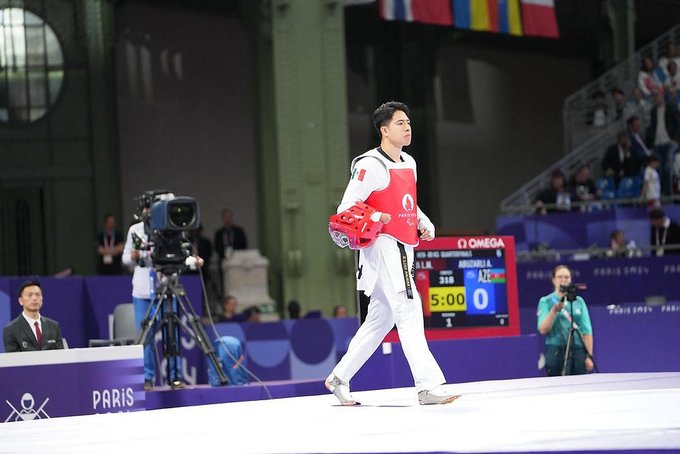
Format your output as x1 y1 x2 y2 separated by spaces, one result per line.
331 147 446 392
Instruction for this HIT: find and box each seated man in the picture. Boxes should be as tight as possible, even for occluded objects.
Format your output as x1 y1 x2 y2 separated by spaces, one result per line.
3 280 64 352
218 295 239 322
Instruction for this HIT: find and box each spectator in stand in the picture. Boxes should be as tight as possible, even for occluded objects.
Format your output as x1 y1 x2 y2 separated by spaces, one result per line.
214 208 248 298
606 229 641 258
218 295 239 322
627 115 651 162
96 214 125 275
638 55 662 98
624 87 652 128
333 305 348 318
647 90 679 196
569 163 599 211
602 132 640 188
534 170 571 215
587 90 608 127
641 154 662 207
214 209 248 261
658 41 680 81
608 230 626 257
611 87 626 121
287 300 301 319
244 306 261 323
663 61 680 108
649 207 680 256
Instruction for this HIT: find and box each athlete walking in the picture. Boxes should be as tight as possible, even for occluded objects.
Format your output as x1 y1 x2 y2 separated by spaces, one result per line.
326 101 460 406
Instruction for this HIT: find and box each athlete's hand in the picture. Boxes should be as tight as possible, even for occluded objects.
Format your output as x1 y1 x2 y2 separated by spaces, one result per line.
420 229 433 241
379 213 391 224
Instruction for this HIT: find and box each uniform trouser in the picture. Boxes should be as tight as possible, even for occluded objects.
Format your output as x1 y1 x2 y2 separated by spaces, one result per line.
332 266 446 392
545 344 588 376
133 296 183 383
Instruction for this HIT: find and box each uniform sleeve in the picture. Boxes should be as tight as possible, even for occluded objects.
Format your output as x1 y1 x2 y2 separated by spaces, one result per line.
337 158 388 213
122 225 136 267
577 298 593 335
537 297 551 331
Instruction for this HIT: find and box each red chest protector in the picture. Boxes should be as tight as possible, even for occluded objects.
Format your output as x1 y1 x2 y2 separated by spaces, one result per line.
365 168 418 246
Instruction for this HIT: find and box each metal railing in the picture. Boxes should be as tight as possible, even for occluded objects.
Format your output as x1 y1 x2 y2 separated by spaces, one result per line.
501 193 680 216
500 22 680 214
516 243 680 263
563 23 680 152
500 121 624 214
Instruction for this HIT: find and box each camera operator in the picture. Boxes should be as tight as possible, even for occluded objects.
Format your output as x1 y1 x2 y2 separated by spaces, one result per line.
122 200 204 390
537 265 594 376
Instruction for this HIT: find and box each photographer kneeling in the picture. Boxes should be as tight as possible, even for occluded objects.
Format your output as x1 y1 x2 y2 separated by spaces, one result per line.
537 265 594 376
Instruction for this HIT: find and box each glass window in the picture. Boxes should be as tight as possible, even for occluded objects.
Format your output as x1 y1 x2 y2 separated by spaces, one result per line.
0 7 64 124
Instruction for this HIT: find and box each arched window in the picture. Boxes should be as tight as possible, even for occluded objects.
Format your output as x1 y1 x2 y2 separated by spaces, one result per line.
0 7 64 124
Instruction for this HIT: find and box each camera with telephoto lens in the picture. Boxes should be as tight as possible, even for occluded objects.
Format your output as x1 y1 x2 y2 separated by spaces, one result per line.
134 190 200 274
559 283 578 302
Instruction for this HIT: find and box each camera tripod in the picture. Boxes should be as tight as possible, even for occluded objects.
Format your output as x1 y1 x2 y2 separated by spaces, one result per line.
136 271 228 386
561 295 599 376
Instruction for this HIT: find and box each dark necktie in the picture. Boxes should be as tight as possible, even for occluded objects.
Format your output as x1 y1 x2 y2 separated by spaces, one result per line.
34 321 42 346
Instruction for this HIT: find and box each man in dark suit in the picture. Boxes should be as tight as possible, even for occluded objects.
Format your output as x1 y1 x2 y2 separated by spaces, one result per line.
649 208 680 256
213 209 248 298
3 280 64 352
214 209 248 261
602 131 640 188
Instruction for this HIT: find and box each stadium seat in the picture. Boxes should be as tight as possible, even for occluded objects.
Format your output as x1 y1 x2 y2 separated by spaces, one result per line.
616 176 642 200
596 177 616 200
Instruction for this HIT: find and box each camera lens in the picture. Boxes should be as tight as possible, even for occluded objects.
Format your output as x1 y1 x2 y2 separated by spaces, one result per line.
168 202 195 228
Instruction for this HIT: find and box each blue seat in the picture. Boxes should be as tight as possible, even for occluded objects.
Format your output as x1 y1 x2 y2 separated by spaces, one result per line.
596 177 616 200
616 176 642 199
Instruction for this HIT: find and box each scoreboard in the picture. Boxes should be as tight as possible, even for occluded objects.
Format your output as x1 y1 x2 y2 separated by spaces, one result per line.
384 236 519 341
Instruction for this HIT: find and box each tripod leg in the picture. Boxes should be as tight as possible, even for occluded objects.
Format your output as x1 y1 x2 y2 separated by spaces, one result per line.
160 294 183 386
175 293 229 385
561 328 574 376
135 293 163 346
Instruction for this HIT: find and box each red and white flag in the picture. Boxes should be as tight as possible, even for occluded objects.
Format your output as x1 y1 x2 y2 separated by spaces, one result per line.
520 0 559 38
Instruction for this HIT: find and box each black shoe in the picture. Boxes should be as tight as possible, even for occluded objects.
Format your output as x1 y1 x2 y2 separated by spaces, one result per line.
170 379 185 389
144 380 153 391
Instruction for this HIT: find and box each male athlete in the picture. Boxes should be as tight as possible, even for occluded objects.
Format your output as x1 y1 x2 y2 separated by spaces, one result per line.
327 101 459 406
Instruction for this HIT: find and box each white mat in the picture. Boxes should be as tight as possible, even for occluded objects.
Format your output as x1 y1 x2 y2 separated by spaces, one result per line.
1 372 679 454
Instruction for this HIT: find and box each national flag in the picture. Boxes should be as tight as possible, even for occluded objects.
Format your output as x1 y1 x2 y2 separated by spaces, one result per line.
454 0 522 35
352 168 366 181
379 0 557 39
380 0 453 26
489 268 506 283
520 0 559 38
498 0 523 35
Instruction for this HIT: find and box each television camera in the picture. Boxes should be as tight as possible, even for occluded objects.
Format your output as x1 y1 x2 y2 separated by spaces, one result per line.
559 283 587 303
559 283 578 302
132 190 228 386
133 190 200 274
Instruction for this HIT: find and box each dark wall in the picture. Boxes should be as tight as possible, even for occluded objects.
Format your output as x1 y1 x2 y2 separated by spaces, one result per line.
433 45 591 232
115 2 259 248
344 14 593 233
